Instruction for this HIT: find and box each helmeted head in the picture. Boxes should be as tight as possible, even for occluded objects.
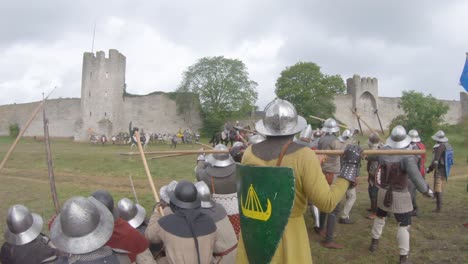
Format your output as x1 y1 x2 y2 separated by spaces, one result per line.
321 118 340 134
299 124 313 142
432 130 448 143
408 129 421 143
50 196 114 254
160 181 178 204
169 181 201 210
248 134 266 145
206 144 235 167
313 129 322 138
117 198 146 229
194 181 215 209
367 133 380 148
338 129 352 143
255 99 307 136
386 125 411 149
4 205 43 246
91 190 118 219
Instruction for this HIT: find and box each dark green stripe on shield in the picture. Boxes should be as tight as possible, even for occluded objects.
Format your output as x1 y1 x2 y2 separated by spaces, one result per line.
237 164 295 264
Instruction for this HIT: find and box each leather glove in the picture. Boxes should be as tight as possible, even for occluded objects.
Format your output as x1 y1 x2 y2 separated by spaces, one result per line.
338 145 363 183
423 186 434 198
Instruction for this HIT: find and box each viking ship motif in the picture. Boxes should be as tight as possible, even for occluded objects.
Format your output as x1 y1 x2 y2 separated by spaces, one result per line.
241 184 271 221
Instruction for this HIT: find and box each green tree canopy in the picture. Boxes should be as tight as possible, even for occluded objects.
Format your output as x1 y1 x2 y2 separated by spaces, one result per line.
388 90 449 142
177 56 258 135
275 62 345 127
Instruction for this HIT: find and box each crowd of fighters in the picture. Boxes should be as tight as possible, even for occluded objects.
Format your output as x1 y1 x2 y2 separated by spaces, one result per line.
1 98 453 264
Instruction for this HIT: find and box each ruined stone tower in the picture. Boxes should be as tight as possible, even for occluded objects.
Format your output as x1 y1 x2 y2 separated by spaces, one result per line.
76 49 126 140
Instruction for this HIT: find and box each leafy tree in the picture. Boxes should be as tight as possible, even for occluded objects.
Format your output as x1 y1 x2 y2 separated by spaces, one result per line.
9 123 20 137
388 90 449 142
275 62 345 127
177 56 258 135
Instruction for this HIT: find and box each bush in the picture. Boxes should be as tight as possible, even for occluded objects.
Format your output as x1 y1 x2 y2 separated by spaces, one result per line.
9 123 20 137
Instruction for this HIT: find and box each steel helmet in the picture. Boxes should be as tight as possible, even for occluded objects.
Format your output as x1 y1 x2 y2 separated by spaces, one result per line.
206 144 235 167
338 129 352 143
117 198 146 229
195 181 215 209
248 134 266 145
313 130 322 138
408 129 421 143
385 125 411 149
91 190 119 219
321 118 340 133
299 125 313 141
255 98 307 136
4 205 43 246
367 133 380 148
160 180 178 204
169 181 201 209
50 196 114 254
432 130 448 143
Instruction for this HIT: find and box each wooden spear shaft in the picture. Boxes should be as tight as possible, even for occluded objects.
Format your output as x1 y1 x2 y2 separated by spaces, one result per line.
135 131 164 216
309 115 349 129
148 153 195 160
121 149 426 156
351 109 385 143
196 142 214 149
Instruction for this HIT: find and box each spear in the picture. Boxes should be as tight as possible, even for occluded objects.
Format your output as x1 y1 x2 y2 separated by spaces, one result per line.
42 92 60 214
128 175 140 204
135 131 164 216
309 115 349 129
195 142 214 149
0 88 57 173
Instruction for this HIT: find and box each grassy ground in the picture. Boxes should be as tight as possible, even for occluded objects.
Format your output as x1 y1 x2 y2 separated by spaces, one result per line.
0 134 466 263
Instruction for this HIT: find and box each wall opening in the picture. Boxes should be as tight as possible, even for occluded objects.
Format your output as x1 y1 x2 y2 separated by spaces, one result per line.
90 111 92 117
358 91 377 115
105 112 107 117
89 91 91 97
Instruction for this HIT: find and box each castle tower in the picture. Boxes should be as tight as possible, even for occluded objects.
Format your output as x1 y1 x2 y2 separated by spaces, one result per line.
77 49 126 140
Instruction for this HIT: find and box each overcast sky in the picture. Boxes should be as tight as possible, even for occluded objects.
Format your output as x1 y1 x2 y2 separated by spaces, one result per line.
1 0 467 108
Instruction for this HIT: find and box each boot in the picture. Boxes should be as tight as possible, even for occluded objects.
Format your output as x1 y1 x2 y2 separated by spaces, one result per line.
320 240 344 249
369 238 379 252
399 255 412 264
433 192 442 213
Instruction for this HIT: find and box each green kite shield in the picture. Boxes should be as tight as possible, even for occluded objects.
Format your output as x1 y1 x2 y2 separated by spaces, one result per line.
236 164 295 264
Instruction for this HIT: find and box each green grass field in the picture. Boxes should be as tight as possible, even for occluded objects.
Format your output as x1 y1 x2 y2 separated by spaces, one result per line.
0 134 466 263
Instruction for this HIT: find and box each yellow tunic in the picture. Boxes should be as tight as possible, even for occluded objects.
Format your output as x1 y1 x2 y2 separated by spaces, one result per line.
236 146 349 264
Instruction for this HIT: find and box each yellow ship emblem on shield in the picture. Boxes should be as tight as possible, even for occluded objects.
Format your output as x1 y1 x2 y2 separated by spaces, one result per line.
241 184 272 221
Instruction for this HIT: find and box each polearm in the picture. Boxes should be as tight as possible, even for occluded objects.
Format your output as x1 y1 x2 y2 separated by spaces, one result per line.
374 109 385 135
234 126 265 137
120 149 425 156
309 115 349 129
135 131 164 216
196 142 214 149
148 153 195 160
128 175 140 204
351 108 385 143
42 92 60 214
0 88 57 173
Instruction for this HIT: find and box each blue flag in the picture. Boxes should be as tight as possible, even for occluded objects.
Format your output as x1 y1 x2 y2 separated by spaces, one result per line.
460 54 468 92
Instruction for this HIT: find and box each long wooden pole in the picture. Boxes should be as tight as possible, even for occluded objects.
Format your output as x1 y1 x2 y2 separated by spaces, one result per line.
309 115 349 129
129 175 140 204
148 153 195 160
121 149 425 156
196 142 214 149
0 88 56 173
42 94 60 214
135 131 164 216
235 126 265 136
351 109 385 143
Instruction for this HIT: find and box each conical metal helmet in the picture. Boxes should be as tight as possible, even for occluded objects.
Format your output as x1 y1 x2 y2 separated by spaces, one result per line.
248 134 266 145
299 125 313 140
385 125 411 149
408 129 421 143
206 144 235 167
432 130 448 142
4 204 43 246
169 181 201 209
50 196 114 254
321 118 340 133
255 98 307 136
117 198 146 229
338 129 352 143
160 180 178 204
195 181 215 209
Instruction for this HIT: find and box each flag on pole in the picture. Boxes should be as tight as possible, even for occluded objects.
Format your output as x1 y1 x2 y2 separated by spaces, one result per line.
460 52 468 92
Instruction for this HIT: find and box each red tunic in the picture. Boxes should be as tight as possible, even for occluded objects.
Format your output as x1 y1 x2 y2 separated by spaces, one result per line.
106 218 149 262
415 142 426 177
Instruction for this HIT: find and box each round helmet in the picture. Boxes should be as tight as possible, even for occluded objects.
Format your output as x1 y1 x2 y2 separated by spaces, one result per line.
232 141 245 148
255 99 307 136
299 125 313 141
408 129 421 143
194 181 215 209
206 144 234 167
117 198 146 229
91 190 118 219
321 118 340 133
367 133 380 148
248 134 266 145
169 181 201 209
338 129 352 143
386 125 411 149
4 205 43 246
432 130 448 143
160 181 178 204
50 196 114 254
